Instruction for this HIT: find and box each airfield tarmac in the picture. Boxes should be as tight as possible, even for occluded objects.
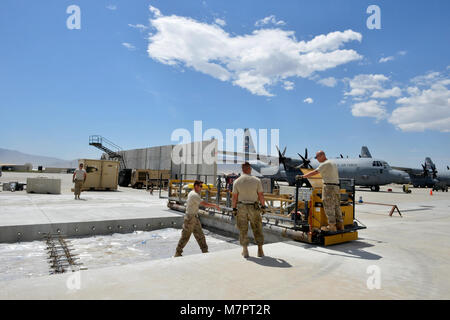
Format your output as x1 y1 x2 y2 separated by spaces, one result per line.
0 172 449 299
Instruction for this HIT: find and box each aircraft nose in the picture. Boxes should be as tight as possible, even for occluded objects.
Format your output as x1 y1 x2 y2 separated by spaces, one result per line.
399 171 410 184
391 170 410 184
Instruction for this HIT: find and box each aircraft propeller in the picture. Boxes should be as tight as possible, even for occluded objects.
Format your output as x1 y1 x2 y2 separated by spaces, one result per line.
297 148 313 169
422 161 438 179
431 163 438 179
276 146 287 171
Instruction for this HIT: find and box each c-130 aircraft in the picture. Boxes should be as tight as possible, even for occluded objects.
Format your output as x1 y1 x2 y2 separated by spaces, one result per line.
224 130 410 191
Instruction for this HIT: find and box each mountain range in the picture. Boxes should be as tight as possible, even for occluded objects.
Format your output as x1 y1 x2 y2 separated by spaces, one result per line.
0 148 78 168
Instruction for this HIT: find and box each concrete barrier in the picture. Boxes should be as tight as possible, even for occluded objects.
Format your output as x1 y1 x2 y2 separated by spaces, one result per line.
26 177 61 194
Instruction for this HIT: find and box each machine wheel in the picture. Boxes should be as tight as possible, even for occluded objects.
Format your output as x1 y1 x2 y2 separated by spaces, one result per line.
370 185 380 192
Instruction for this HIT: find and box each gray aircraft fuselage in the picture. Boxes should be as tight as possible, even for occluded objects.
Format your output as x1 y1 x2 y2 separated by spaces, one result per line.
251 157 410 188
437 171 450 186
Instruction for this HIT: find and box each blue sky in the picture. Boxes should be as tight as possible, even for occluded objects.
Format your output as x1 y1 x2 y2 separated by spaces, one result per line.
0 0 449 169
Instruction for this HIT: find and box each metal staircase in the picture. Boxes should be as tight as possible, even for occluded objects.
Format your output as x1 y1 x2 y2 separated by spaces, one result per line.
89 135 127 169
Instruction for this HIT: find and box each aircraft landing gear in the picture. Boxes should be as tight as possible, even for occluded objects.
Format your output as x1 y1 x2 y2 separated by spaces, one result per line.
370 185 380 192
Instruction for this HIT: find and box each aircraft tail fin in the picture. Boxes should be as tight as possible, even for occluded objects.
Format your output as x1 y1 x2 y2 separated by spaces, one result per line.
425 157 436 171
360 146 372 158
423 157 438 178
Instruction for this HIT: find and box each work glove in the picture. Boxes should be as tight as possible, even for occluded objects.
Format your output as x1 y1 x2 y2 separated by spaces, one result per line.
295 175 303 181
261 205 268 215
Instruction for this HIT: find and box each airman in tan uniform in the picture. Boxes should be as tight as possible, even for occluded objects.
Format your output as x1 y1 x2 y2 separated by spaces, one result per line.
174 180 220 257
72 163 86 200
232 162 266 258
297 151 343 232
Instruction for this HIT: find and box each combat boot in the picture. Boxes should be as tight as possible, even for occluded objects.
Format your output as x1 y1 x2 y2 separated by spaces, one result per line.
174 250 182 257
257 245 264 257
321 224 337 232
336 222 344 231
242 246 249 258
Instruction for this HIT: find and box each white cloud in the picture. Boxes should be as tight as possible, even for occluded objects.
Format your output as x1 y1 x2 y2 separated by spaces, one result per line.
318 77 337 87
345 74 389 97
389 77 450 132
406 86 421 96
149 5 162 17
344 69 450 131
146 7 363 96
398 50 407 56
351 100 387 120
411 71 441 86
106 5 117 11
214 18 226 27
379 56 394 63
283 81 294 91
371 87 402 98
128 24 149 31
303 97 314 104
255 15 286 27
122 42 136 50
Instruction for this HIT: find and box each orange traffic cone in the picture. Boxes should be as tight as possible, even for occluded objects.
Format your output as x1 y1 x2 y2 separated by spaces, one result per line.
430 189 433 196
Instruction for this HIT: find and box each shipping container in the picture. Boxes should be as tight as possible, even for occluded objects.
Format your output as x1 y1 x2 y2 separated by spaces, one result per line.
78 159 119 191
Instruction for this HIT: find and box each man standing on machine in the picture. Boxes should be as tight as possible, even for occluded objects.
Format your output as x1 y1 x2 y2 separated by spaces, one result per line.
296 150 344 232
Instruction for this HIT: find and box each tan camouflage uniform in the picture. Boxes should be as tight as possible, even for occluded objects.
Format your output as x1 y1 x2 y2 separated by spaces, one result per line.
73 168 86 198
175 214 208 255
317 160 343 225
322 185 343 224
175 190 208 255
236 203 264 246
233 174 264 246
74 180 83 197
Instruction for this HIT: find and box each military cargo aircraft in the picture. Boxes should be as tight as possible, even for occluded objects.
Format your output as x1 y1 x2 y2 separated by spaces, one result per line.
220 134 410 191
249 147 410 191
394 158 450 188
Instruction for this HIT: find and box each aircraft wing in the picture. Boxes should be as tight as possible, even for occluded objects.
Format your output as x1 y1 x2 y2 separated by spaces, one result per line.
218 150 279 165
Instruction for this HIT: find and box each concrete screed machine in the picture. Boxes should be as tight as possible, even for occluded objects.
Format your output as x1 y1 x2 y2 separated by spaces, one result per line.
167 170 366 246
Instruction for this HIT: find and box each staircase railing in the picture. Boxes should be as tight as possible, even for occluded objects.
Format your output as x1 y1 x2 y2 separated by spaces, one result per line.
89 135 127 169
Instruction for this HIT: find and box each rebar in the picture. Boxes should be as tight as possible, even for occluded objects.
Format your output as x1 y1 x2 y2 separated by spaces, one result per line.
44 233 85 274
